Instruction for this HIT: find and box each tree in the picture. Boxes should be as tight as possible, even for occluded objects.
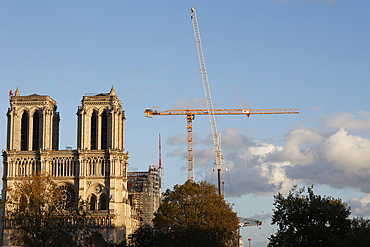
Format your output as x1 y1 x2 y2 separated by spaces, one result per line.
343 217 370 247
84 231 108 247
268 185 351 247
2 172 101 247
151 180 239 247
128 224 159 247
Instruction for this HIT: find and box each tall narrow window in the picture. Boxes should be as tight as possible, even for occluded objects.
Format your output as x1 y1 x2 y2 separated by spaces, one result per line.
100 195 107 210
7 114 11 150
21 112 28 151
90 112 97 150
90 195 96 211
101 111 107 149
32 112 39 151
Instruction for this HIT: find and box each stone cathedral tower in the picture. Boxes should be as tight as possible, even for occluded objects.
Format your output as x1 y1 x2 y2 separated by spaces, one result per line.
77 86 125 151
1 86 138 246
6 87 60 152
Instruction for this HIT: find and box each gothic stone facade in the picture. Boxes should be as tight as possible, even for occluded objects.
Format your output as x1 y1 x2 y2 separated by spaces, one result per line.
1 87 140 245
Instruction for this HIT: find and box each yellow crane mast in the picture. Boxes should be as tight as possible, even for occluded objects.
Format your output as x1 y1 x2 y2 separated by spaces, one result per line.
144 107 299 181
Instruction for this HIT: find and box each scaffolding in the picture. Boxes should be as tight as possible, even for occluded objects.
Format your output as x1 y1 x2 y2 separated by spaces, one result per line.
127 165 161 225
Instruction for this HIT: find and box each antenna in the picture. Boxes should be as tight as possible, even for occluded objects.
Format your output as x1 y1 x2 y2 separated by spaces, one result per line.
159 133 162 169
159 133 163 194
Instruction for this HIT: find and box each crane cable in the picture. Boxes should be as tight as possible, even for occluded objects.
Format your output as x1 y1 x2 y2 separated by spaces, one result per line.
225 163 240 215
223 116 251 218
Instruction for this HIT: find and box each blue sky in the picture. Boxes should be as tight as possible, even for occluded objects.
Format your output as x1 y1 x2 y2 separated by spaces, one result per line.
1 0 369 246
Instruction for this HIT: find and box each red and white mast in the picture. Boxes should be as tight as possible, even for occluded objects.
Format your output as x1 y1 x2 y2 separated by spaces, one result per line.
159 133 163 194
159 133 162 170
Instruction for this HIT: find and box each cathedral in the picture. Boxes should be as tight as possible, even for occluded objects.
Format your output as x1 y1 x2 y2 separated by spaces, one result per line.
0 86 150 245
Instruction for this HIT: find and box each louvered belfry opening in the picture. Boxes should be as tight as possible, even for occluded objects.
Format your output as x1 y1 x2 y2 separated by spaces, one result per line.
91 111 97 150
101 111 107 150
21 112 28 151
32 111 39 151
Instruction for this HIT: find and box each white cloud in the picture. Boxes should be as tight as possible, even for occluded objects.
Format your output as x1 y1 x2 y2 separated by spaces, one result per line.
321 111 370 133
239 125 370 195
194 148 216 168
347 195 370 216
277 127 324 165
166 112 370 198
324 129 370 171
191 127 298 196
281 128 370 192
167 133 185 146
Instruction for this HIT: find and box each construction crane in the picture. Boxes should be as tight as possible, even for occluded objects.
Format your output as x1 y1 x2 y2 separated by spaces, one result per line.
144 7 299 188
144 107 299 181
191 6 224 195
238 217 263 247
238 217 263 227
190 6 299 195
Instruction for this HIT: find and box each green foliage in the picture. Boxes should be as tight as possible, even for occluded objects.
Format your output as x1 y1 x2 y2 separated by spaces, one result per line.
151 180 239 247
128 223 164 247
3 172 102 247
342 217 370 247
84 231 108 247
268 185 351 247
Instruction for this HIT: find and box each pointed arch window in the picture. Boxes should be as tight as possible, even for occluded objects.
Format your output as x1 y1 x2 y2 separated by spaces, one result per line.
32 111 39 151
90 195 96 211
100 194 107 210
91 112 97 150
21 112 28 151
101 111 107 149
7 114 11 150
